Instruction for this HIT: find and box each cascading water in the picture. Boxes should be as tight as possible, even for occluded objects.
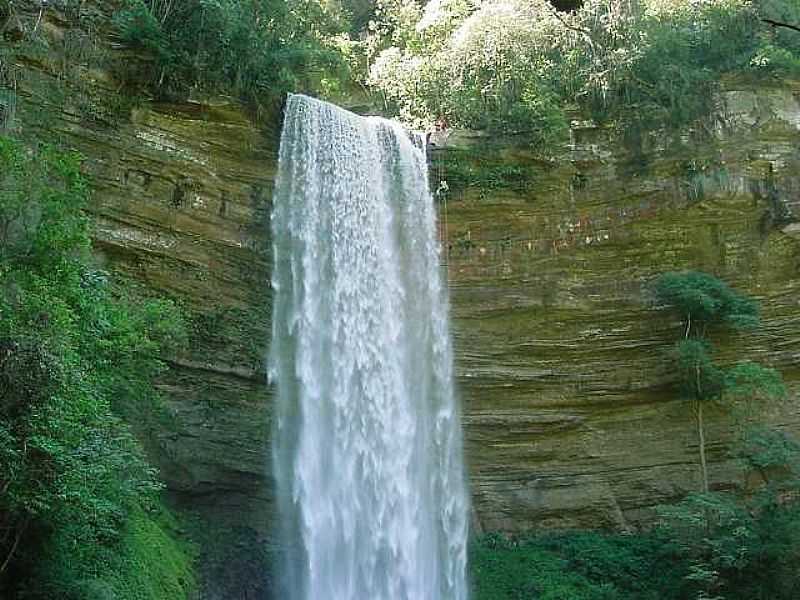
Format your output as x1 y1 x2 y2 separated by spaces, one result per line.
270 94 469 600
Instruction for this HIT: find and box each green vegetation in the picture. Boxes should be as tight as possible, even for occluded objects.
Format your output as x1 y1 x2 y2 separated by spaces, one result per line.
471 530 689 599
657 487 800 599
656 422 800 599
653 271 785 493
625 272 793 599
433 145 538 198
106 0 800 141
755 0 800 73
114 0 355 106
472 490 800 600
367 0 800 142
0 136 194 599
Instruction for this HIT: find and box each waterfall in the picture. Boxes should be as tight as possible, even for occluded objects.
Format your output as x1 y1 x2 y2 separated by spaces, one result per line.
269 94 469 600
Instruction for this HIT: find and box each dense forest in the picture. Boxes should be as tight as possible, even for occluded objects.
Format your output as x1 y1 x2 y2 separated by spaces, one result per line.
1 0 799 598
110 0 800 136
0 139 193 596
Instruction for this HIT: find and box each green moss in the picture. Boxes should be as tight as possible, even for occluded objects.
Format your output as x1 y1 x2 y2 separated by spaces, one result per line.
186 304 268 373
38 501 197 600
182 514 273 598
433 146 539 199
97 504 197 600
25 498 198 600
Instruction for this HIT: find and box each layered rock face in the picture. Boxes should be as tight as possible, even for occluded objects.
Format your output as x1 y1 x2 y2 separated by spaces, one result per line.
89 102 275 596
4 4 799 595
5 4 275 596
436 84 800 531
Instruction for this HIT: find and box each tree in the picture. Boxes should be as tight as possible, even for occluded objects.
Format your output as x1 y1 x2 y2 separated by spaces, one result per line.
653 271 783 494
366 0 800 140
654 272 793 599
114 0 352 105
658 427 800 600
654 271 759 340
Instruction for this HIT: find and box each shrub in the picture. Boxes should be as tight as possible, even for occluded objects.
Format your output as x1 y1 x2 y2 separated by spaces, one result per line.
473 506 800 600
114 0 352 106
366 0 800 140
470 530 690 600
0 135 193 598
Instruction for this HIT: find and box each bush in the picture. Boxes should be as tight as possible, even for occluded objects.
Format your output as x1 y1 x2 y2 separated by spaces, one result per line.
0 136 193 599
756 0 800 74
472 502 800 600
658 489 800 599
366 0 800 140
470 530 689 600
114 0 352 106
581 0 758 129
369 0 569 138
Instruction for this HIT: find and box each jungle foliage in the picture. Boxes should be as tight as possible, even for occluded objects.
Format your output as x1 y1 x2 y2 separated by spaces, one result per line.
471 430 800 600
110 0 800 139
114 0 356 106
472 487 800 600
0 136 194 599
471 529 690 600
367 0 800 142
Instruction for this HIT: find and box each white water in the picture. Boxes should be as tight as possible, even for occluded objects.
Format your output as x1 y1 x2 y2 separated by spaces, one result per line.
270 94 469 600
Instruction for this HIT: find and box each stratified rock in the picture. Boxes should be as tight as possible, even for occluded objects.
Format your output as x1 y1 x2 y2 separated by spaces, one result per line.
436 81 800 531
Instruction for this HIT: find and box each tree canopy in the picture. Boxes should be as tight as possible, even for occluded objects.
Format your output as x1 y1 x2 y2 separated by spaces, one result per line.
365 0 800 140
0 136 193 599
654 270 759 335
108 0 800 140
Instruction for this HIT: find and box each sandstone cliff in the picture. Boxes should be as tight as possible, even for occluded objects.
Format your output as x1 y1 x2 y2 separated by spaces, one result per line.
436 84 800 531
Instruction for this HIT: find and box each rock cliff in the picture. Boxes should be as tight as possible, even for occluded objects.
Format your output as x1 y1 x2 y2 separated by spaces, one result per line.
435 83 800 531
5 4 275 596
3 3 799 596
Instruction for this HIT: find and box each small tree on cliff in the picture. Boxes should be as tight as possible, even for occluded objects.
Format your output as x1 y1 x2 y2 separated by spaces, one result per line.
654 271 785 493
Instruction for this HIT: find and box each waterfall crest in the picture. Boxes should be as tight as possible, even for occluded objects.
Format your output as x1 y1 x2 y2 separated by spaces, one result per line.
270 94 469 600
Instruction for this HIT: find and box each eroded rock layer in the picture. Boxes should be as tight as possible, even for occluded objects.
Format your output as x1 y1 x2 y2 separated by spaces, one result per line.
436 84 800 531
6 5 275 596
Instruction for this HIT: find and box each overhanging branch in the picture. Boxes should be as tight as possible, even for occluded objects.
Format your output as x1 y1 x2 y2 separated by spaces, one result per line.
762 18 800 34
